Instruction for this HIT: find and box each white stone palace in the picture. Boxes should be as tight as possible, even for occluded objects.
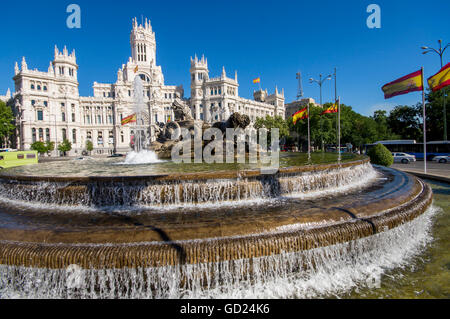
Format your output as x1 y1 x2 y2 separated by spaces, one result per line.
7 18 285 156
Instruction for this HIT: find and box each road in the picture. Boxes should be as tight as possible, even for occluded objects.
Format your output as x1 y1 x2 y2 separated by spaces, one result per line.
391 161 450 178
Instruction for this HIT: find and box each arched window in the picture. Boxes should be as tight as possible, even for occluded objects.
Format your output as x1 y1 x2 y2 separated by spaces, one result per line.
62 129 67 141
46 128 50 141
32 128 36 143
139 74 150 82
72 129 77 143
38 128 44 142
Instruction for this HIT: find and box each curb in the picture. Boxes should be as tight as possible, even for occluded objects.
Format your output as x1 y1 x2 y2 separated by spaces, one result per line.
400 170 450 184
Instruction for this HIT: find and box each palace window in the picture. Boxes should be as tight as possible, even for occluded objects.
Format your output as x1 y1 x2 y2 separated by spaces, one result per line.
46 128 50 141
62 112 66 122
32 128 36 143
62 129 67 141
72 129 77 143
43 85 47 91
97 115 102 124
87 131 92 140
37 85 41 91
31 84 35 90
120 131 124 143
31 100 36 106
37 110 43 121
43 101 48 107
72 113 75 122
98 131 103 145
38 128 44 141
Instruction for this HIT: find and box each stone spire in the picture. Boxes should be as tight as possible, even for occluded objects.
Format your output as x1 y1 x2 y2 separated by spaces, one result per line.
14 62 19 75
235 71 238 82
48 62 54 75
6 88 11 98
21 57 28 71
222 66 226 78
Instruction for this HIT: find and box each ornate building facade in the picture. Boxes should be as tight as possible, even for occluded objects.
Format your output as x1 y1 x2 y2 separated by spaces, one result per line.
9 18 285 156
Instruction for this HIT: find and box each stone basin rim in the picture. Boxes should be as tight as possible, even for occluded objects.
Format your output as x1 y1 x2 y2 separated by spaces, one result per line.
0 158 370 183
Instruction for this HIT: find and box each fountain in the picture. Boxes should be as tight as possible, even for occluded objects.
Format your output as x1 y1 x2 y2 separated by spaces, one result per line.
0 76 435 298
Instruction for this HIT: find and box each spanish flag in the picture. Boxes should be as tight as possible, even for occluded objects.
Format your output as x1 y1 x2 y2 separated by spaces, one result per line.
253 77 261 84
292 107 308 125
121 114 137 125
428 63 450 92
382 69 423 99
321 103 338 115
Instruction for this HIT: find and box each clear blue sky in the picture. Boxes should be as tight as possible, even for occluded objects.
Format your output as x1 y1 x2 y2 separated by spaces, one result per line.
0 0 448 116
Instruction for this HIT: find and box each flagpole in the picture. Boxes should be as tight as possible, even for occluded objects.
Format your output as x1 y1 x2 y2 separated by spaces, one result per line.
338 97 341 162
422 67 427 174
334 67 339 159
308 103 311 161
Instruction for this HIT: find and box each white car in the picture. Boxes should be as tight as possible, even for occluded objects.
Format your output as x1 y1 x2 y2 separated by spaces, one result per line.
392 152 416 164
432 155 450 163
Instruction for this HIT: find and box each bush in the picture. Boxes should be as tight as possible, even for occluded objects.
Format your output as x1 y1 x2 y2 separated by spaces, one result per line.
30 141 47 155
57 139 72 156
368 143 393 167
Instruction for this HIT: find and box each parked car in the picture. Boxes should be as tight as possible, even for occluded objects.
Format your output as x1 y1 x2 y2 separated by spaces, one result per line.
392 152 416 164
432 155 450 163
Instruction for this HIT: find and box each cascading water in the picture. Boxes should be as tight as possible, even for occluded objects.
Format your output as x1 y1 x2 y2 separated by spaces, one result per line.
0 205 439 299
0 157 435 299
0 162 377 209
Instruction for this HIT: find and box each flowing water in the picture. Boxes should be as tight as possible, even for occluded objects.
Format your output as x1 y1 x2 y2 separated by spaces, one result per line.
0 157 447 299
340 179 449 299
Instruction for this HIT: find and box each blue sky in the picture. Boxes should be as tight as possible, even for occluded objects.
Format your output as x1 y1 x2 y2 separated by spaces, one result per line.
0 0 448 116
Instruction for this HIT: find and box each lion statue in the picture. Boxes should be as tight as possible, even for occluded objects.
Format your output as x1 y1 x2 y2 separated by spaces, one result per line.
172 99 193 121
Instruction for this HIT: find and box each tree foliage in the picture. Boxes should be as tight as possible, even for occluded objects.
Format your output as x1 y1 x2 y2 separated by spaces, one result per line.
254 115 290 141
30 141 48 155
86 140 94 153
57 139 72 156
0 100 15 147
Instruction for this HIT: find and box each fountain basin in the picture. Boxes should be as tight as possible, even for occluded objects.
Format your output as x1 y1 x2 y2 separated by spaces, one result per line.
0 159 432 270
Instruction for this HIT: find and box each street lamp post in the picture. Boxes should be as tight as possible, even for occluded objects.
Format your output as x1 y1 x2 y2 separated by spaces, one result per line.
310 74 332 151
421 39 449 141
50 114 57 156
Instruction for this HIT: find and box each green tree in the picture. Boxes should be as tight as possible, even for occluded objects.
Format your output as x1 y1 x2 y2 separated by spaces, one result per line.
254 115 289 142
424 88 450 141
30 141 48 155
371 110 399 141
0 100 15 148
86 140 94 154
45 141 55 156
386 105 422 141
58 139 72 156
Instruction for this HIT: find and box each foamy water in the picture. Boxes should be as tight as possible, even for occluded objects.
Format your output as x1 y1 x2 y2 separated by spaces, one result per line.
0 205 438 299
121 150 164 165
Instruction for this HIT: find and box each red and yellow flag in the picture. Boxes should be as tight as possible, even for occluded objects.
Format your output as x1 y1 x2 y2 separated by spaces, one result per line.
253 77 261 84
121 114 136 126
292 107 308 125
382 70 423 99
428 63 450 92
134 66 139 73
321 103 338 115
